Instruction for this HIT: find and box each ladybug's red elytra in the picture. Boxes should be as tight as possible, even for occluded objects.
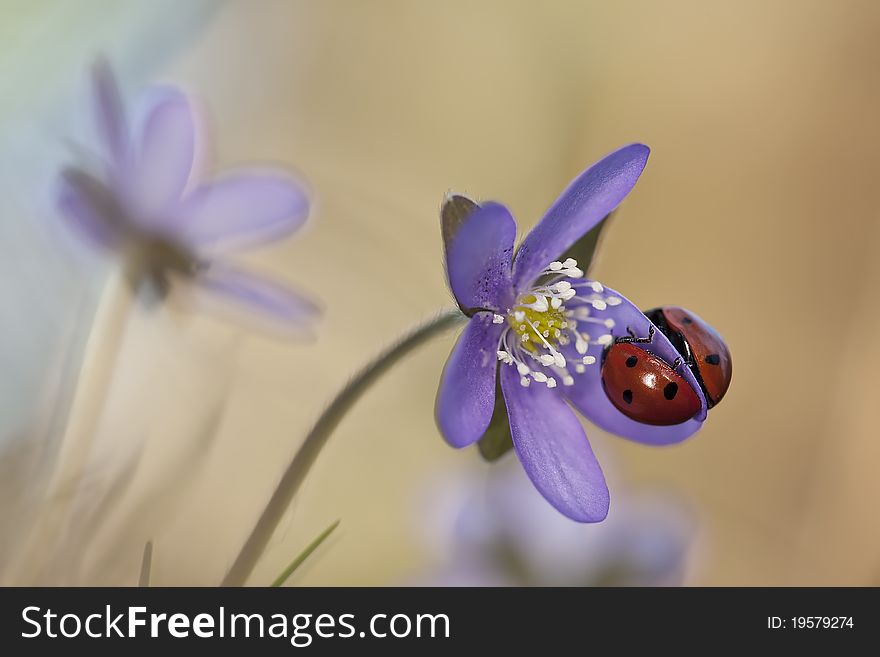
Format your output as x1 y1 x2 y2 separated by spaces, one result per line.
644 306 732 409
600 327 703 426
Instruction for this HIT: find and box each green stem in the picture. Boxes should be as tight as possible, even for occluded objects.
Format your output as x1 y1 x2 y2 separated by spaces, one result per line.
270 519 340 587
221 309 464 586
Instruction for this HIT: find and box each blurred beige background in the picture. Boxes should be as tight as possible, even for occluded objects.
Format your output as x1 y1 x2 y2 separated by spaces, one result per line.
2 0 879 585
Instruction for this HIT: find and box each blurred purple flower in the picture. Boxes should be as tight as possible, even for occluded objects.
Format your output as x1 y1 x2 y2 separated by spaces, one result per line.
418 463 696 587
436 144 708 522
56 59 316 324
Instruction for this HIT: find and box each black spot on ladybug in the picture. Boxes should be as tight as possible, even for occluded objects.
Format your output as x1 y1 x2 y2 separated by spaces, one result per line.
682 316 693 324
663 382 678 400
705 354 721 365
625 355 638 368
622 389 633 404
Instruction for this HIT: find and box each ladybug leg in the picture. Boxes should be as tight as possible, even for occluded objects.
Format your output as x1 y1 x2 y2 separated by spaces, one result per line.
671 356 683 370
618 324 655 344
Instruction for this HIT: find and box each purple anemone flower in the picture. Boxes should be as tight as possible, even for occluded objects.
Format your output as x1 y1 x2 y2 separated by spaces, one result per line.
56 60 315 324
436 144 708 522
416 462 696 587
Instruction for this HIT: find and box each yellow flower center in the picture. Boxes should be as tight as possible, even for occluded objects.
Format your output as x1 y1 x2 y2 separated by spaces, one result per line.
508 294 568 352
494 258 620 389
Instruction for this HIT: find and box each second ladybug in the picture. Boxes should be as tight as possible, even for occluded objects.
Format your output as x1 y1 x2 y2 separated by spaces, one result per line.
600 325 702 426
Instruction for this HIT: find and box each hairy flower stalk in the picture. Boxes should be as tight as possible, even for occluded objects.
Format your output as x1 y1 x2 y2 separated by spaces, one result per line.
20 271 137 571
222 310 464 586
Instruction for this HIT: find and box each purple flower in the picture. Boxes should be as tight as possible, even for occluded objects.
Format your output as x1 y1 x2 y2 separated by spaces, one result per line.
417 462 696 587
56 60 316 324
436 144 708 522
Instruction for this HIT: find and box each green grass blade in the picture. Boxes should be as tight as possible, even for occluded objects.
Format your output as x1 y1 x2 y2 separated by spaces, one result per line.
270 519 340 587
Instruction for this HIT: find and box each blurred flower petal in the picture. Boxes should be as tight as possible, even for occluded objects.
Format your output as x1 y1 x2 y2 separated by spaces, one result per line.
91 58 130 172
435 312 503 447
129 87 197 221
500 363 609 522
192 264 318 324
417 462 695 587
174 172 310 252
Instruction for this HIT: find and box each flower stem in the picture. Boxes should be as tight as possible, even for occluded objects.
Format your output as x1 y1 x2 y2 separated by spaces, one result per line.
15 269 135 581
222 309 464 586
138 540 153 587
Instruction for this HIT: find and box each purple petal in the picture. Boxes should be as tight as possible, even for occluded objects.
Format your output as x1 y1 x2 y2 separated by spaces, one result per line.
128 87 197 220
56 169 124 250
436 312 504 448
499 363 609 522
91 58 130 171
512 144 650 291
192 263 318 324
562 283 706 445
445 202 516 312
173 172 310 253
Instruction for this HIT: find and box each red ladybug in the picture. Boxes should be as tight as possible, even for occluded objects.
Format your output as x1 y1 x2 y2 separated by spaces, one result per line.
644 306 732 408
600 326 703 426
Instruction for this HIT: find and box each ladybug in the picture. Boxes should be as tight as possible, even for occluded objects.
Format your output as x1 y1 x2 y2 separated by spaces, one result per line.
600 325 703 426
643 306 732 408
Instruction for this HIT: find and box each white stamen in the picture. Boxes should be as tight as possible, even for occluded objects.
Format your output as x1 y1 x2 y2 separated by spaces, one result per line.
493 271 622 393
562 258 578 269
